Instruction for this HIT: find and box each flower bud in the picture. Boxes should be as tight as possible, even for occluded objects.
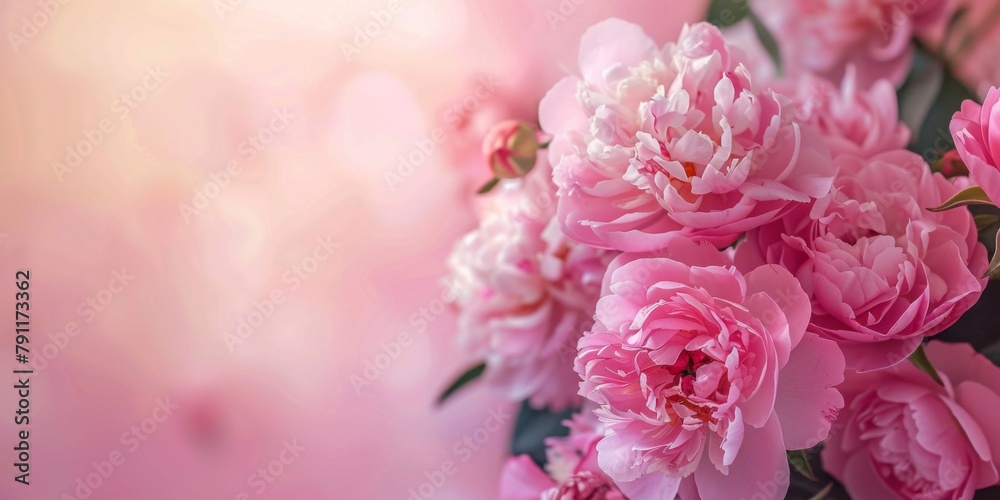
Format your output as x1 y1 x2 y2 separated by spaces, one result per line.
939 149 969 178
482 120 538 179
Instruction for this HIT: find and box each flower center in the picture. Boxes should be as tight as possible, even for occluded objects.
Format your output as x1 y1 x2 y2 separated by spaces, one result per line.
657 349 726 426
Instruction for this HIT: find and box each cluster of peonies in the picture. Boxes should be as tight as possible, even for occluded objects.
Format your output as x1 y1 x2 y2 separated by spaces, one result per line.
445 10 1000 500
447 154 617 410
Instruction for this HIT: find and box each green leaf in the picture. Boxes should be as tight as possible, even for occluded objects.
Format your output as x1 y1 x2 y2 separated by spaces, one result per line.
436 362 486 405
909 344 944 385
898 58 943 140
706 0 750 27
747 9 782 75
975 214 1000 232
477 177 500 195
928 186 994 212
988 229 1000 279
981 340 1000 367
511 402 578 466
902 44 978 159
808 483 834 500
787 450 818 481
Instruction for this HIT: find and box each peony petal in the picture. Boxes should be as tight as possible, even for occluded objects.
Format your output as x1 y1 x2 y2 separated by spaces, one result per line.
613 472 682 500
744 264 811 355
774 334 845 449
839 452 898 500
499 455 557 499
539 77 586 137
694 411 789 500
954 381 1000 488
577 18 657 84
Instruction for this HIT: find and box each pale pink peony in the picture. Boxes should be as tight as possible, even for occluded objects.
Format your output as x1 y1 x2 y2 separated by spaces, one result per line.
540 19 835 252
751 0 951 87
779 68 910 159
575 239 845 498
736 150 989 371
951 86 1000 204
499 410 626 500
447 160 616 410
822 341 1000 499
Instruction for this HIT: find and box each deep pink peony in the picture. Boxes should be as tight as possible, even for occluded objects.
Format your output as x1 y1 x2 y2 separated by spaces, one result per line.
499 409 626 500
447 160 616 410
779 69 910 159
736 150 989 371
823 341 1000 499
951 86 1000 204
540 20 835 252
575 239 845 498
751 0 951 87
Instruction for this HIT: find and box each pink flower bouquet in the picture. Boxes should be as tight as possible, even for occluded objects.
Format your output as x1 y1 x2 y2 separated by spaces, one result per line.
439 3 1000 499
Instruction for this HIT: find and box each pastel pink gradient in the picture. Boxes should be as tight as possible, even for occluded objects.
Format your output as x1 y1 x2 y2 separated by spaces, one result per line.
575 239 845 499
823 341 1000 500
0 0 709 498
736 150 989 371
541 20 835 252
751 0 951 87
951 87 1000 204
448 160 615 410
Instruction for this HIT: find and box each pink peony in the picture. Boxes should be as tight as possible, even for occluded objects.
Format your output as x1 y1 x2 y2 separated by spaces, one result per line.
540 20 835 252
822 341 1000 499
575 239 845 498
447 160 616 410
779 69 910 159
499 410 626 500
736 150 989 371
751 0 951 87
950 86 1000 204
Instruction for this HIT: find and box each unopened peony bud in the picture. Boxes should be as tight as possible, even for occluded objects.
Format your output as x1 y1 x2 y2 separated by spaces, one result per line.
482 120 539 179
939 149 969 178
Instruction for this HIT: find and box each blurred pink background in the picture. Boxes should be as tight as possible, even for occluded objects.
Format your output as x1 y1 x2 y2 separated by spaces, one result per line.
0 1 706 498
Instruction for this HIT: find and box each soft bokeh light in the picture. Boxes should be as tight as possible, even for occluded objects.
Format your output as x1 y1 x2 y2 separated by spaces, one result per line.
0 0 706 498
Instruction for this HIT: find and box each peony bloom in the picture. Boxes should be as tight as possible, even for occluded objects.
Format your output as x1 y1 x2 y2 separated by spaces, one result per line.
778 69 910 160
751 0 951 87
499 409 627 500
540 19 835 252
822 341 1000 499
447 160 615 410
575 239 845 498
950 86 1000 204
736 150 989 371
